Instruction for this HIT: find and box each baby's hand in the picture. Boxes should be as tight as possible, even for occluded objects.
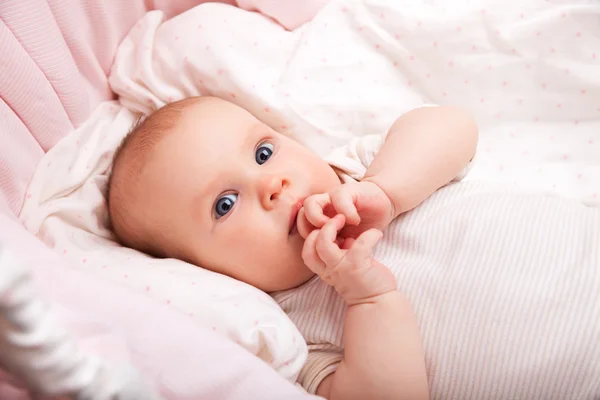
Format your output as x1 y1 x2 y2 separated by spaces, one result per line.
297 180 394 241
302 214 397 306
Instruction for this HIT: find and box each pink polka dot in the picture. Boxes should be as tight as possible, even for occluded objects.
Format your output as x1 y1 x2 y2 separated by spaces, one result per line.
63 249 68 255
564 68 570 74
124 274 128 278
593 53 597 60
550 47 556 54
394 33 400 40
407 81 412 87
519 12 524 19
562 154 569 160
534 116 540 122
464 79 469 85
576 32 582 38
370 113 376 119
574 120 580 125
102 265 107 269
442 91 447 97
409 55 415 61
393 62 398 68
561 12 567 18
580 89 587 95
447 60 454 67
472 45 477 51
167 96 173 102
197 24 203 29
556 103 562 108
189 312 195 317
254 320 259 326
502 81 508 87
230 92 237 98
432 41 438 47
456 26 463 32
337 111 343 117
592 193 598 199
146 98 152 104
487 65 493 71
321 57 327 63
577 173 583 179
264 107 270 113
82 258 87 263
205 45 211 51
146 285 150 291
526 64 531 70
589 139 595 145
234 303 239 307
317 129 325 135
375 44 381 50
337 77 344 83
174 36 180 41
535 31 541 36
281 125 287 129
166 299 171 305
480 98 485 103
541 83 547 90
192 282 196 286
212 326 217 331
26 193 32 199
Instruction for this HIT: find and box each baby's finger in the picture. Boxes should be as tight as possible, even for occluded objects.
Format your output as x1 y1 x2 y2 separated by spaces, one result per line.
340 237 355 250
316 214 346 266
331 188 360 226
346 229 384 264
303 193 331 228
296 208 315 239
301 229 326 275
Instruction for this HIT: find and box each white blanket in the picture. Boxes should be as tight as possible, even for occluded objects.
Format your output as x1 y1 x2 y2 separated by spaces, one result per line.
20 0 600 384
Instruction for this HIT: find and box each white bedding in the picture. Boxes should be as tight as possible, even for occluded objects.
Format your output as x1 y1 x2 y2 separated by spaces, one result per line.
20 0 600 383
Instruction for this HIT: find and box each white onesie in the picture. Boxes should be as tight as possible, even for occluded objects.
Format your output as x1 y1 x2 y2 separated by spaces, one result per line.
273 134 600 399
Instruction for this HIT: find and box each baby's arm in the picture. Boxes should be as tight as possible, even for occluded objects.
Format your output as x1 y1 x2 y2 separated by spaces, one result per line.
364 106 478 216
303 215 429 400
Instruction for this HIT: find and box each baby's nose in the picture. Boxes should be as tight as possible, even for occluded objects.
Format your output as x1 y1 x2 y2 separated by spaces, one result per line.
259 175 289 210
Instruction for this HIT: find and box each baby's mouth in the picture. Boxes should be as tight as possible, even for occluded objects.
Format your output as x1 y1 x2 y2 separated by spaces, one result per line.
288 200 304 235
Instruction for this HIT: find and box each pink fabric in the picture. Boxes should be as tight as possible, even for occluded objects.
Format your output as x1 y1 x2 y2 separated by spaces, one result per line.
236 0 330 30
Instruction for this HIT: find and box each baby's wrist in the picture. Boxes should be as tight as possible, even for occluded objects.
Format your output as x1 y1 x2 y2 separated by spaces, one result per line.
361 177 397 219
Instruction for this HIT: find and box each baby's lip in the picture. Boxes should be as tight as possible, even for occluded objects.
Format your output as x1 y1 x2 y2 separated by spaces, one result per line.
288 199 305 234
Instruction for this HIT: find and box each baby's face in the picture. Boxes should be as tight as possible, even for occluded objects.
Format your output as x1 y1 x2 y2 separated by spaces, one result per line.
141 99 341 292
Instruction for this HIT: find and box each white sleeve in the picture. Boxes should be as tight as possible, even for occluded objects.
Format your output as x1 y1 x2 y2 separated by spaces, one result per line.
324 110 474 184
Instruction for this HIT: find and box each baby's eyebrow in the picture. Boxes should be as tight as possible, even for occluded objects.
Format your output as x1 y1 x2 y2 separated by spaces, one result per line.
243 122 266 149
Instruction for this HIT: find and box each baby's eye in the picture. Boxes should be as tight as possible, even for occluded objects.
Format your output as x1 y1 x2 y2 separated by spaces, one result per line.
255 142 274 165
214 193 238 219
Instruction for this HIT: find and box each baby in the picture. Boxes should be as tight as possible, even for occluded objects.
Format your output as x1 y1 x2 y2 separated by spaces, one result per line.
108 96 600 399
